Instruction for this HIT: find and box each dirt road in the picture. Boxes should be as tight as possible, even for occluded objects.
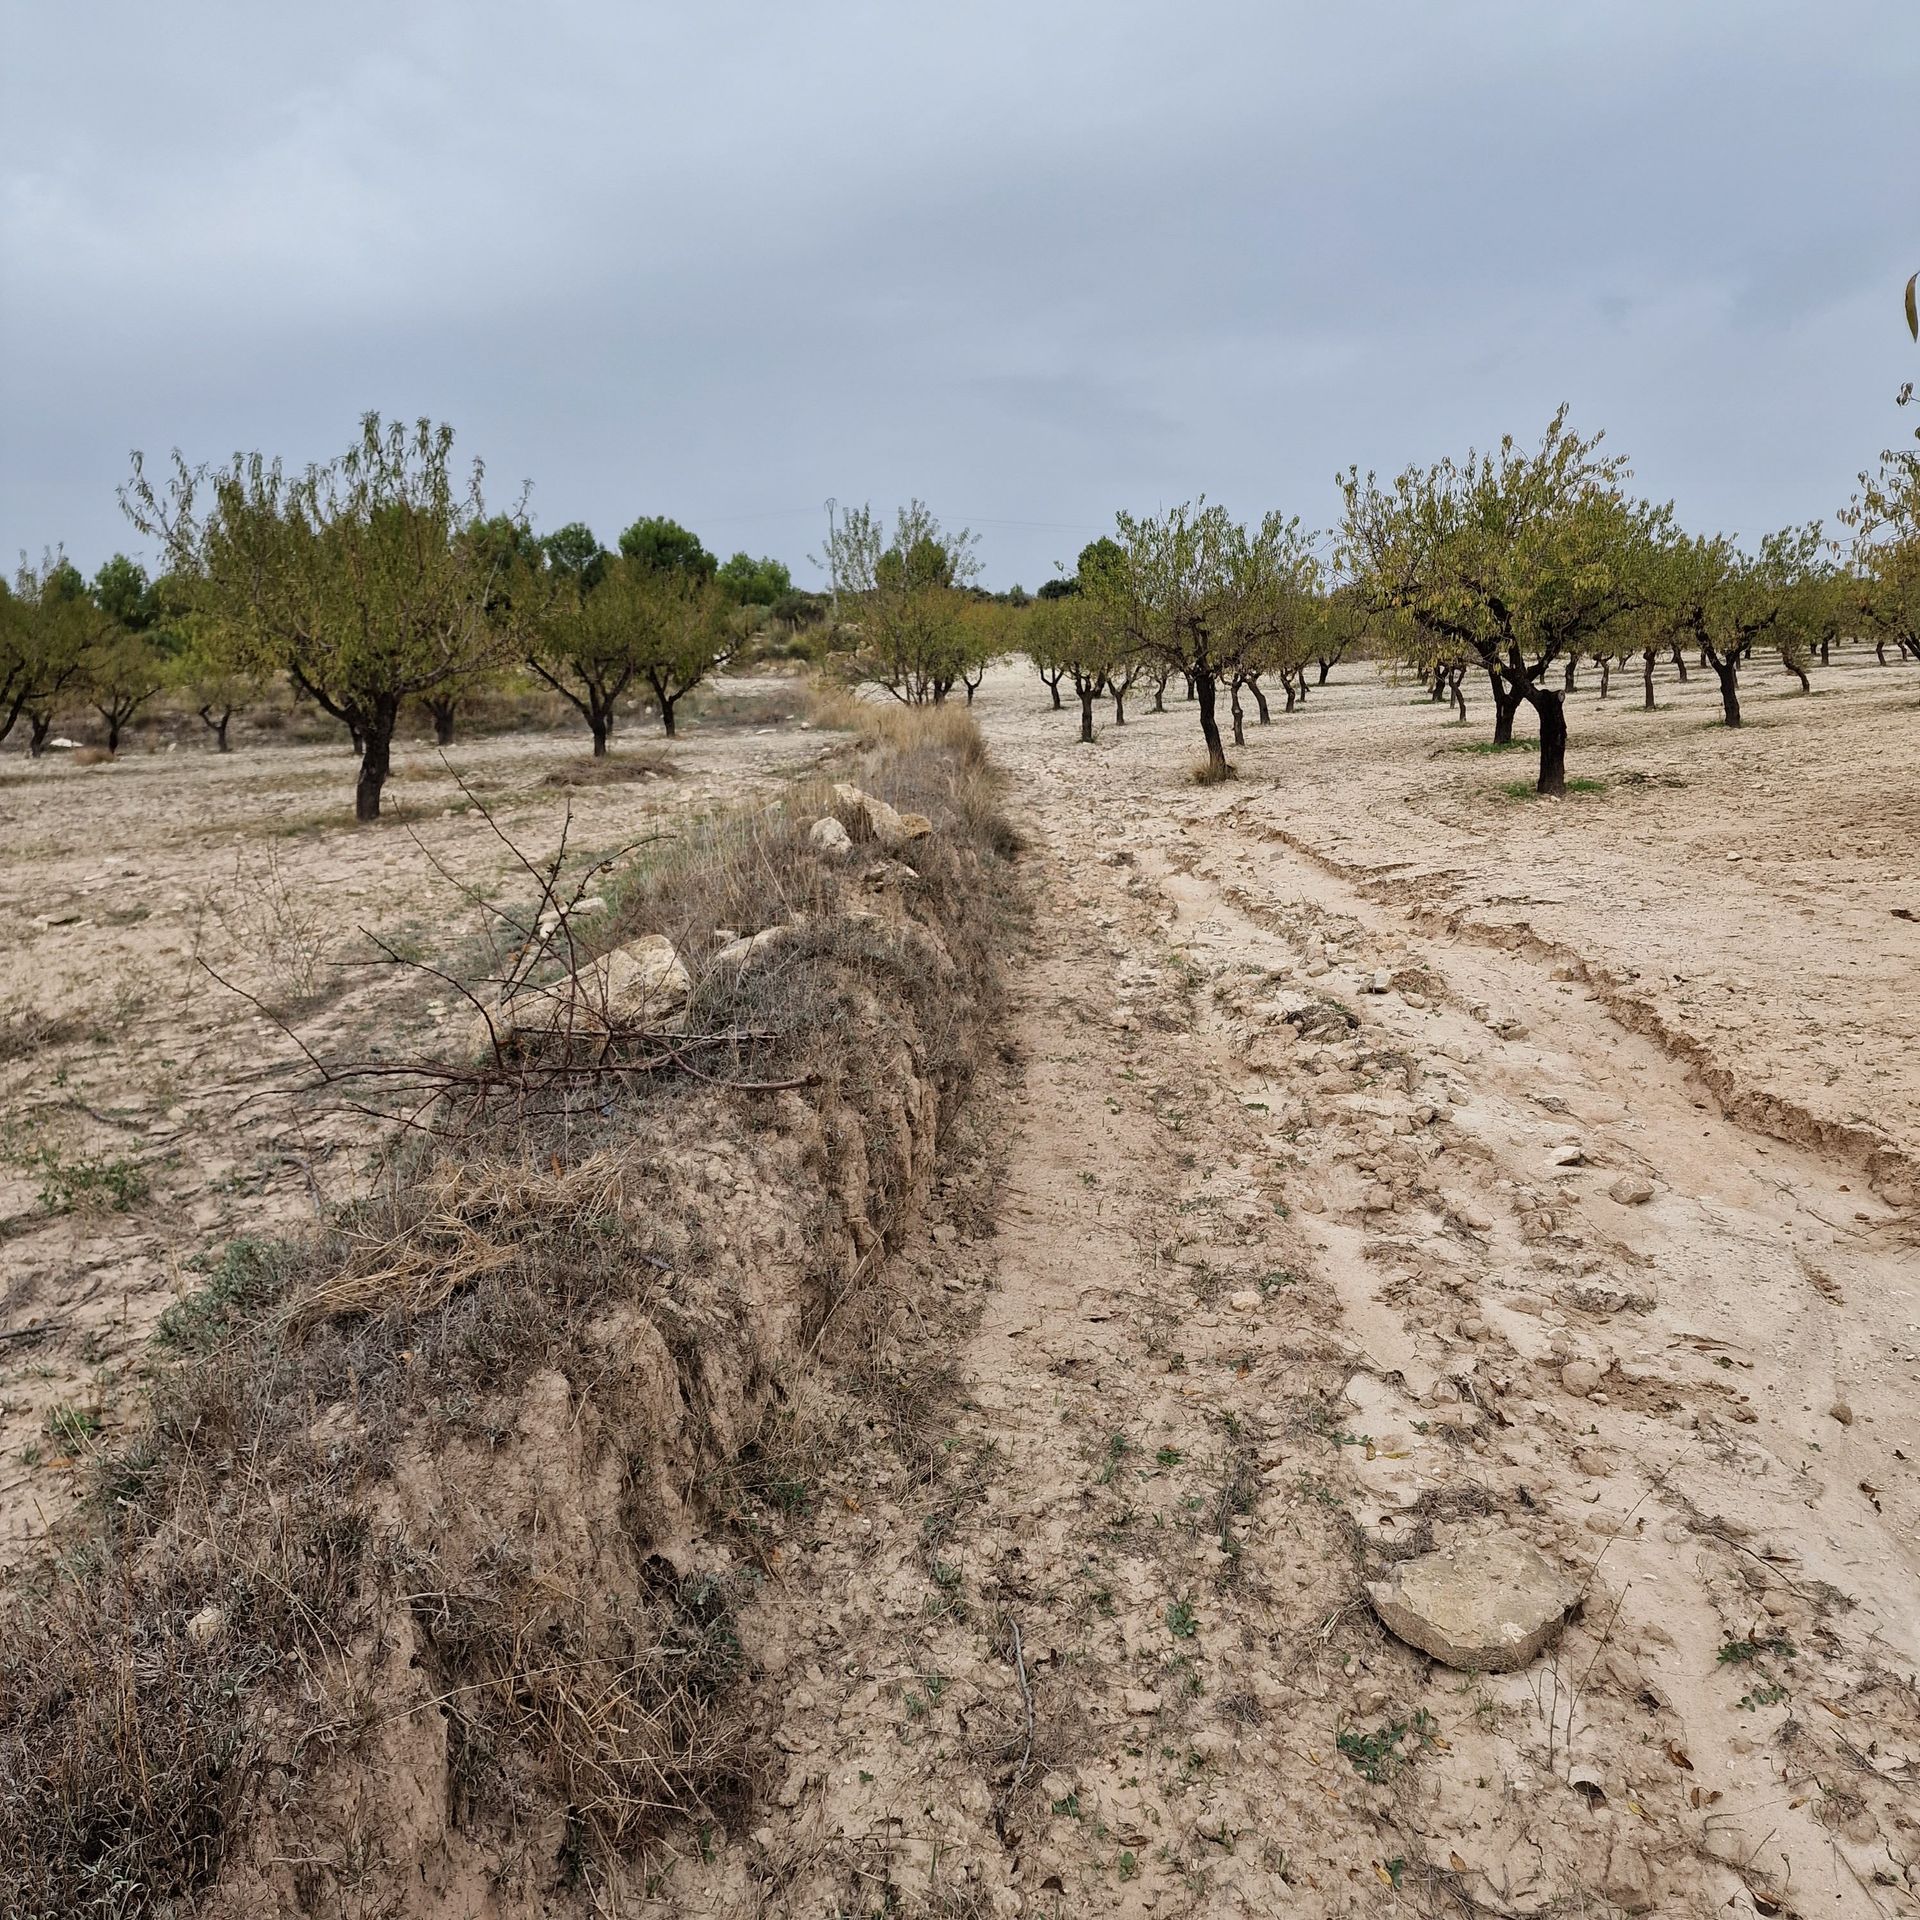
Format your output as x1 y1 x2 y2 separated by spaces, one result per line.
674 664 1920 1917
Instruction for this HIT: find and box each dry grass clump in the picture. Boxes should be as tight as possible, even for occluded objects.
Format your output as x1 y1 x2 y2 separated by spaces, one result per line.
0 1003 90 1064
0 708 1022 1916
540 751 676 787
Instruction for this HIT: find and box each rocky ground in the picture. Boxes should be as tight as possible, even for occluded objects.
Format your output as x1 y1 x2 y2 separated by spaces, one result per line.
0 685 830 1556
655 657 1919 1918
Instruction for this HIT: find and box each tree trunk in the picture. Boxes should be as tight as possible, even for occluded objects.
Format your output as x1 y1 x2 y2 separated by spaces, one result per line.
1818 637 1830 667
1151 672 1168 713
1430 667 1447 703
1670 644 1689 683
590 714 610 757
1111 684 1126 725
1079 688 1096 744
428 697 457 747
1449 666 1468 721
661 697 679 736
1642 649 1656 709
1184 674 1196 701
105 714 123 753
355 723 394 822
1525 685 1568 796
1229 680 1247 747
1874 637 1888 665
1563 658 1577 692
1317 657 1334 684
1786 659 1810 693
1250 679 1270 724
28 711 52 757
1282 672 1297 713
1715 660 1741 727
1045 671 1064 710
1489 669 1523 745
1195 670 1228 774
965 680 977 706
1598 658 1611 699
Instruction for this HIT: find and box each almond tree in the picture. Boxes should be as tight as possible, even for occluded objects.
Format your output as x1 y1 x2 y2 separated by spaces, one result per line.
1340 409 1656 795
124 415 524 820
631 567 736 735
1024 593 1114 743
1648 524 1827 727
1839 451 1920 667
818 501 981 704
527 531 630 756
4 554 103 754
1227 526 1319 738
1102 501 1303 778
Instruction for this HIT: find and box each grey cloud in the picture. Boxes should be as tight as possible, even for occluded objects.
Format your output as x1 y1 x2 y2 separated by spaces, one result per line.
3 0 1914 589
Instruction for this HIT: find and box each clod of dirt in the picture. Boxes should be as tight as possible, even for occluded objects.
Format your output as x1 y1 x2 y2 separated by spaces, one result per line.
1366 1530 1579 1671
1561 1357 1605 1396
1608 1172 1657 1205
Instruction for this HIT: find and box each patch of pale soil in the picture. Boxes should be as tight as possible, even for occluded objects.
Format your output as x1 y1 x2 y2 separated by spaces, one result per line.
0 705 835 1562
1213 654 1919 1201
658 667 1918 1917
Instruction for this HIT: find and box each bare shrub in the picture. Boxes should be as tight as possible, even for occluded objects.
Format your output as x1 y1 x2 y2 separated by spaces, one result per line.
197 847 340 1005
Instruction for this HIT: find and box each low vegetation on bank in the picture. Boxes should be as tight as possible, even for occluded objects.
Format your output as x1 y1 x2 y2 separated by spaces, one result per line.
0 706 1022 1918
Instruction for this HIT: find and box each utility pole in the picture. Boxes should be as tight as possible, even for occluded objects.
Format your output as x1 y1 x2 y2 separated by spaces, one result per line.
824 497 840 616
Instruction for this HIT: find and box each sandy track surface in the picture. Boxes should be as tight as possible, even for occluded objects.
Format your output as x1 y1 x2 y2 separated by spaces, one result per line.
674 665 1919 1917
0 704 831 1558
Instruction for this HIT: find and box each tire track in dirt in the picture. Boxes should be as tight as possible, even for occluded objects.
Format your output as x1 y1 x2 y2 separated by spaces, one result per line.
1226 809 1920 1212
664 726 1919 1917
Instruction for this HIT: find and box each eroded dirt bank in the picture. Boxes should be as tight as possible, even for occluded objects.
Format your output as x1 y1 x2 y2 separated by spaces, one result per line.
667 669 1918 1918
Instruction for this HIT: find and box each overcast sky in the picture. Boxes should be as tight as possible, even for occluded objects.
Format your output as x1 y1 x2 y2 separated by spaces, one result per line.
3 0 1914 590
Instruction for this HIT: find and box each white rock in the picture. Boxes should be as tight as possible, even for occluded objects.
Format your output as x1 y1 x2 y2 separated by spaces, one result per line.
185 1604 227 1647
1366 1531 1578 1672
808 815 852 856
1607 1173 1657 1205
833 782 932 852
711 924 794 969
1227 1288 1262 1314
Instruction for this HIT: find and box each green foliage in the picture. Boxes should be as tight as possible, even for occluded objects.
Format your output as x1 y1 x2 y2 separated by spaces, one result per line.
156 1239 295 1354
91 553 157 628
540 521 607 590
9 1139 151 1214
531 553 737 743
618 516 717 581
820 500 982 704
2 551 109 746
1716 1635 1795 1666
715 551 792 606
1096 500 1316 769
123 414 527 817
1839 450 1920 660
1336 1709 1438 1783
1339 408 1660 791
1644 521 1838 722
